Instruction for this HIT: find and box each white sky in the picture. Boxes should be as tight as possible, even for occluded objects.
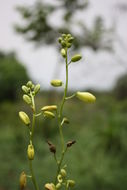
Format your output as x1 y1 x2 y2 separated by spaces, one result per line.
0 0 127 91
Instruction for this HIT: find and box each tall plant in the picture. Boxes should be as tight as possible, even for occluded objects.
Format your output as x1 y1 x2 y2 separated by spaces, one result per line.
19 34 96 190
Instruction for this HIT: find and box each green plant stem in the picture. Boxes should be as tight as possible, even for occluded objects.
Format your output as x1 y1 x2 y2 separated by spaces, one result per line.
29 160 39 190
55 49 69 185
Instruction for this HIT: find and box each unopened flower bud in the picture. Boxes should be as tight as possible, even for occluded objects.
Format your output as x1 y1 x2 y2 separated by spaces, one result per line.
27 81 33 88
22 85 29 94
76 92 96 103
57 174 63 183
27 144 34 160
71 54 82 62
67 43 72 48
58 37 62 43
68 37 74 43
19 111 30 126
60 169 66 177
67 180 75 188
19 171 27 190
45 183 55 190
50 80 63 87
34 84 40 94
41 105 57 112
43 111 55 118
56 183 61 189
63 117 70 124
61 41 66 47
61 49 66 58
23 95 31 105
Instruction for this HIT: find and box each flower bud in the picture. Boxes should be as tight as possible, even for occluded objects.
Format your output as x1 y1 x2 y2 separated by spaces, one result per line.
63 117 70 124
58 37 62 43
76 92 96 103
41 105 57 112
23 95 31 105
61 49 66 58
67 140 76 148
22 85 29 94
34 84 40 94
45 183 55 190
67 180 75 188
57 174 63 183
19 111 30 126
67 43 72 48
19 171 27 190
50 80 63 87
27 81 33 88
56 183 61 189
60 169 66 177
43 111 55 119
71 54 82 62
61 41 66 47
68 37 74 43
27 144 34 160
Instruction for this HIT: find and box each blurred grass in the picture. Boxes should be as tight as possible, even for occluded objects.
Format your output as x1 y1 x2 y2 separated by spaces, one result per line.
0 92 127 190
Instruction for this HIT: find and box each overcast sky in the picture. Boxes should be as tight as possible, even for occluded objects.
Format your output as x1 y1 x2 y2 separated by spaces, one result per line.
0 0 127 91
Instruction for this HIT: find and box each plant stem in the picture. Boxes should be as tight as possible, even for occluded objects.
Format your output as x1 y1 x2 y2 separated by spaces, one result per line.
29 160 39 190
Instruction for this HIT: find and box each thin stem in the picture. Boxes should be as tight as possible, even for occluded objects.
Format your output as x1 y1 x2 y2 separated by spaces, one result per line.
65 93 76 100
29 160 39 190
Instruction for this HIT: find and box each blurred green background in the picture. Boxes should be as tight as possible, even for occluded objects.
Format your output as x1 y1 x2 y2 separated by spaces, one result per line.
0 0 127 190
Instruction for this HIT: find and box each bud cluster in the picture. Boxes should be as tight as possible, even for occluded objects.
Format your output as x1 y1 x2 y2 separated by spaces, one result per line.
58 33 74 49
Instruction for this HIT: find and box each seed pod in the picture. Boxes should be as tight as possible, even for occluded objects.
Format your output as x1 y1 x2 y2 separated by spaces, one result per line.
47 140 56 154
41 105 57 112
27 81 33 88
43 111 55 118
67 180 75 188
19 171 27 190
27 144 34 160
60 169 67 177
45 183 55 190
19 111 30 126
67 140 76 148
22 85 29 94
50 79 63 87
71 54 82 62
23 95 31 105
76 92 96 103
34 84 40 94
61 49 66 58
56 183 61 189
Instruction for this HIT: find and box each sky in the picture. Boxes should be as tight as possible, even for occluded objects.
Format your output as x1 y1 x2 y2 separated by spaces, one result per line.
0 0 127 91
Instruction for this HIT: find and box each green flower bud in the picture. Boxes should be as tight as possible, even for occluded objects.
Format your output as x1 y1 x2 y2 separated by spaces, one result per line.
27 144 34 160
67 43 72 48
76 92 96 103
56 183 61 189
67 180 75 188
61 49 66 58
71 54 82 62
68 37 74 43
61 41 66 47
58 37 62 43
60 169 67 177
41 105 57 112
45 183 55 190
50 79 63 87
27 81 33 88
67 34 71 38
43 111 55 119
34 84 40 94
23 95 31 105
19 111 30 126
57 174 63 183
63 117 70 124
22 85 29 94
19 171 27 190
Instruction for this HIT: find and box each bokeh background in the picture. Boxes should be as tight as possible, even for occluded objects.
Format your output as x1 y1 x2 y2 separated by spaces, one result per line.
0 0 127 189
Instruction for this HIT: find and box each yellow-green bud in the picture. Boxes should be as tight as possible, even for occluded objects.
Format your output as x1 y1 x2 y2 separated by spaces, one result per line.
68 37 74 43
76 92 96 103
56 183 61 189
57 174 63 183
61 41 66 47
22 85 29 94
45 183 55 190
27 144 34 160
19 111 30 126
23 95 31 105
27 81 33 88
41 105 57 112
43 111 55 119
19 171 27 190
50 79 63 87
67 43 71 48
34 84 40 94
60 169 67 177
63 117 70 124
71 54 82 62
61 49 66 58
67 180 75 188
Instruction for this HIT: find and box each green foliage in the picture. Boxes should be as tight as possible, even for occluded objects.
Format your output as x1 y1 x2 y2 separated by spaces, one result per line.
15 1 113 51
114 73 127 100
0 51 30 101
